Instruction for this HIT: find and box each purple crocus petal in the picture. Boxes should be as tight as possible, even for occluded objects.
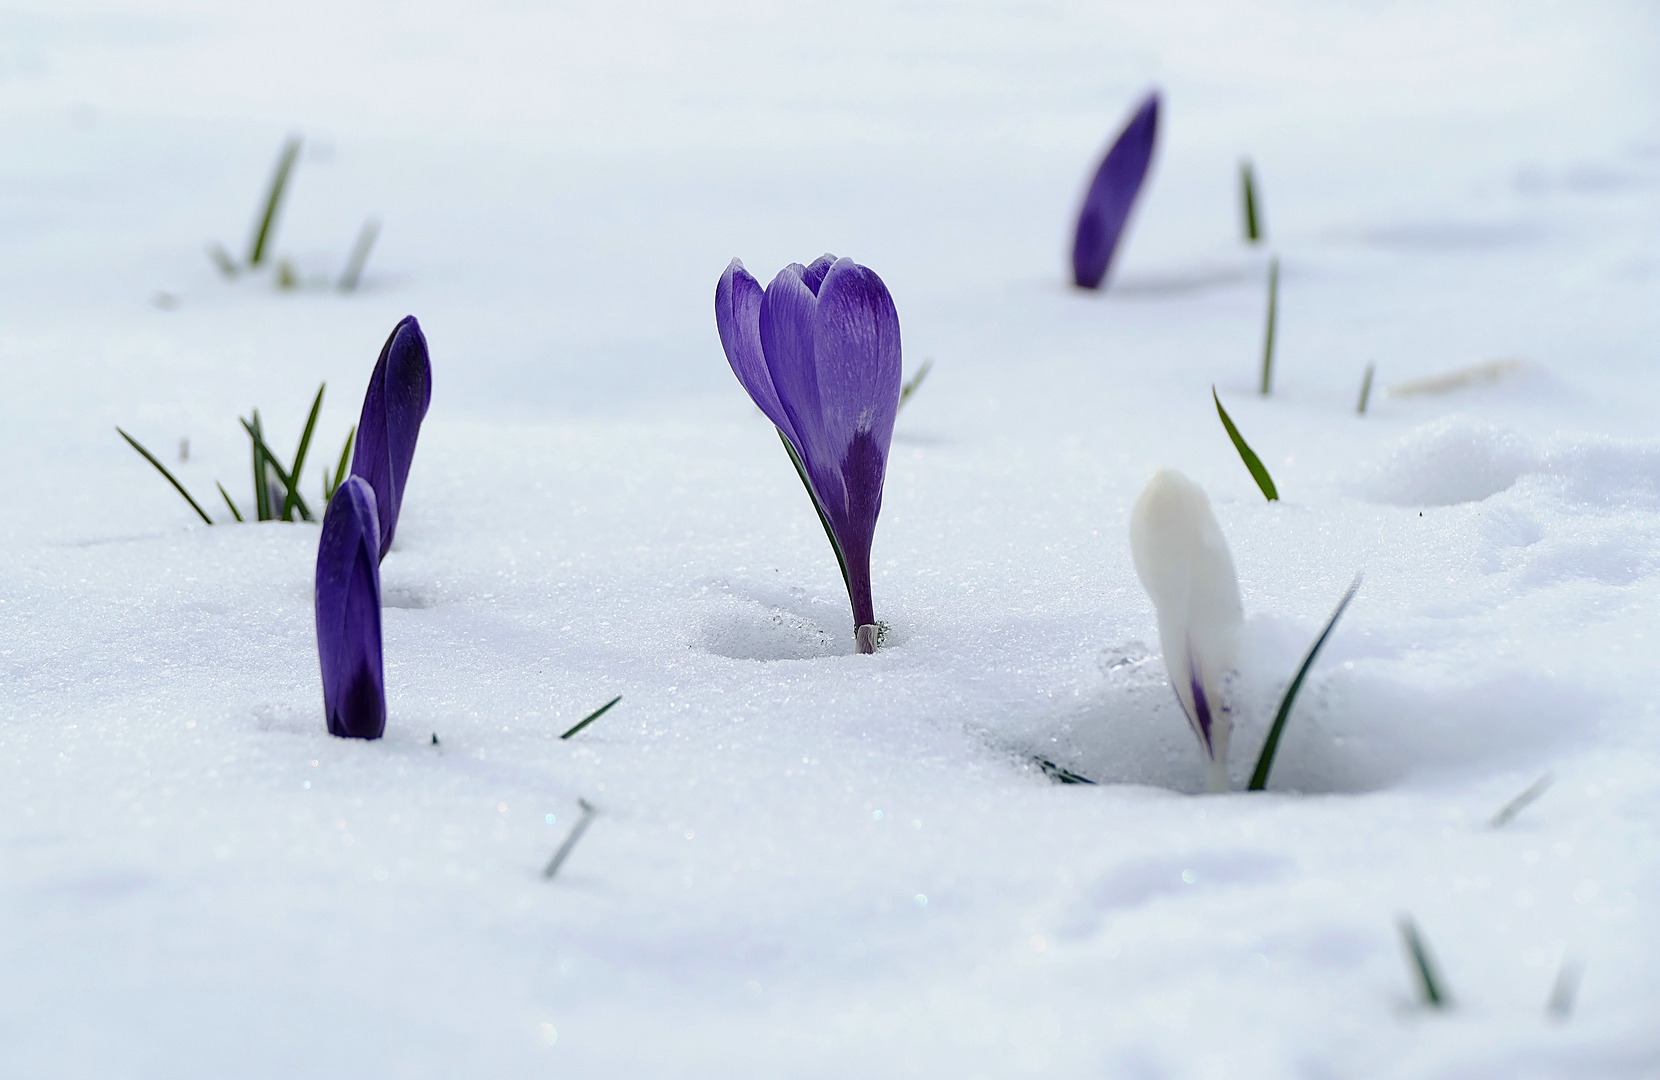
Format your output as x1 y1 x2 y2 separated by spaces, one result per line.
809 258 901 528
716 259 797 445
315 476 384 740
800 253 836 296
760 264 826 464
350 315 432 561
1071 90 1159 290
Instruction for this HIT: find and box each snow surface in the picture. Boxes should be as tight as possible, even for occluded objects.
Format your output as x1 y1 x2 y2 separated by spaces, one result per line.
2 1 1659 1076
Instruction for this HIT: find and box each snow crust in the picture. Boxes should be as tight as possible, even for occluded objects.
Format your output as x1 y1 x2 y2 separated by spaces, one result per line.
1 1 1658 1075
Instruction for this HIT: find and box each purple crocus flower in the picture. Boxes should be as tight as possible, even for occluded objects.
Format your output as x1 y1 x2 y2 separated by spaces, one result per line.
350 315 431 561
715 254 902 653
1072 90 1159 290
315 476 385 740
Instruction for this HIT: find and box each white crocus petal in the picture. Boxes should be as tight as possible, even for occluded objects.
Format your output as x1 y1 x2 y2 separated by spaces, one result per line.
1129 468 1245 792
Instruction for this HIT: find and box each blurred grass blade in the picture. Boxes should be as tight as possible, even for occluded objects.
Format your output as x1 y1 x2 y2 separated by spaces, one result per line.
560 695 622 740
247 135 301 267
1213 387 1279 502
1357 362 1376 415
282 383 325 521
326 426 357 502
1259 255 1279 395
542 799 598 881
1249 574 1361 791
1240 159 1263 243
338 218 380 292
1489 773 1553 828
116 427 213 525
898 358 933 412
1547 958 1582 1019
1398 916 1450 1009
240 417 313 521
216 482 245 523
779 429 851 598
207 242 239 278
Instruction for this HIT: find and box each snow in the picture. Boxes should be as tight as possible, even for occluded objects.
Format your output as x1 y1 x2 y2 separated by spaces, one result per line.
2 1 1659 1075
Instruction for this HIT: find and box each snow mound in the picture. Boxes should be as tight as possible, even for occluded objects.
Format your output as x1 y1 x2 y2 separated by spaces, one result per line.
1355 416 1537 505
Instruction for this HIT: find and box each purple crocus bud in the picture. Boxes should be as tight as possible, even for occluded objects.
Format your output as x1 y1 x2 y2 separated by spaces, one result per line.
715 255 902 653
315 476 385 740
350 315 431 561
1072 90 1159 290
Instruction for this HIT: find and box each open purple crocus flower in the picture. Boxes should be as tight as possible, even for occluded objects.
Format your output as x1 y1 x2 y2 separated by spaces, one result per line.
715 255 902 654
315 476 385 740
350 315 431 561
1072 90 1159 290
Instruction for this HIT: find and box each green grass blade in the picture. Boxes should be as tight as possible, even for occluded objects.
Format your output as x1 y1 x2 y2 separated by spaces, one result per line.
1357 362 1376 415
1241 159 1262 243
116 427 213 525
1249 574 1361 791
216 482 245 522
1034 756 1097 785
240 417 313 521
542 799 597 881
1489 773 1553 828
249 410 270 521
1547 959 1582 1019
1259 255 1279 395
1213 387 1279 502
560 695 622 740
282 383 325 522
207 242 239 278
1398 916 1450 1009
898 358 933 412
779 429 851 599
338 218 380 292
327 426 356 502
247 136 301 267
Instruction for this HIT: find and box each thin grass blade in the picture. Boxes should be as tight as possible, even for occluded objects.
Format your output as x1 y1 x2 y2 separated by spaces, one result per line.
1357 362 1376 415
247 136 301 267
338 218 380 292
207 242 239 278
1241 159 1262 243
240 417 314 521
779 429 851 598
560 696 621 740
1259 255 1279 395
116 427 213 525
1398 916 1450 1009
542 799 597 880
1547 959 1582 1019
1489 773 1553 828
249 410 270 521
898 358 933 412
326 426 356 502
1034 756 1097 785
1249 573 1362 791
282 383 325 522
1213 387 1279 502
216 482 245 522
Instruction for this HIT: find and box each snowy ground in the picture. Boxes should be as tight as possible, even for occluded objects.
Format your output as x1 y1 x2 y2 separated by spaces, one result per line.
2 2 1659 1076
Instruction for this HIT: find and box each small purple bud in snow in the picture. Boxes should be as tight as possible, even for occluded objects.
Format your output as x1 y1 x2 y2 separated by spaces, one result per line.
350 315 431 561
315 476 385 740
715 255 902 652
1072 90 1159 291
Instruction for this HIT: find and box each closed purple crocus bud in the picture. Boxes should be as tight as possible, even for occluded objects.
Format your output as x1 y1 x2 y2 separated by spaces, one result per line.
1072 90 1159 290
716 255 902 653
350 315 431 561
315 476 385 740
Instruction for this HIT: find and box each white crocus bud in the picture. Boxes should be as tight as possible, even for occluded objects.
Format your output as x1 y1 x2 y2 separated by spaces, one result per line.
1129 468 1245 792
